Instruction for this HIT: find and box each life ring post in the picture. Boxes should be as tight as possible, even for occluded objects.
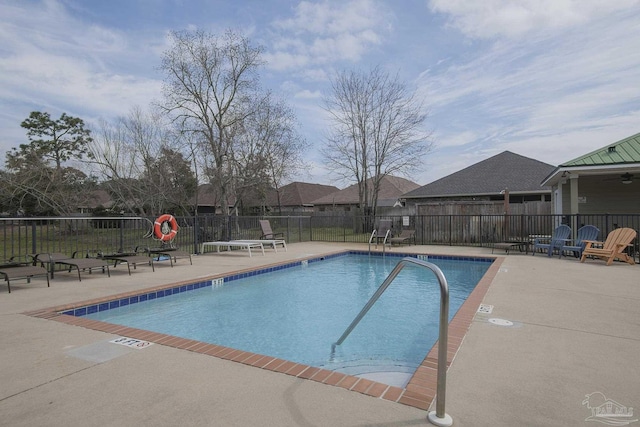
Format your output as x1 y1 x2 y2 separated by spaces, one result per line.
154 214 179 242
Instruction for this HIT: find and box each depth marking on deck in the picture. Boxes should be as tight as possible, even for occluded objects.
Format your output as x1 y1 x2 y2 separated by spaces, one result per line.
110 337 153 349
477 304 494 314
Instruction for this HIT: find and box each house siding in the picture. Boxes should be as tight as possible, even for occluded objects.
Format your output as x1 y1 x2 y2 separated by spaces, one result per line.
572 176 640 214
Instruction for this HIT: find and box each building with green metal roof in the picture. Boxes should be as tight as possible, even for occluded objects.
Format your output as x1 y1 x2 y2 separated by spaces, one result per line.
542 132 640 216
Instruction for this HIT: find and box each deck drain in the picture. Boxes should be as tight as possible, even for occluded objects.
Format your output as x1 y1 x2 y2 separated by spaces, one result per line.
488 318 514 327
477 304 493 314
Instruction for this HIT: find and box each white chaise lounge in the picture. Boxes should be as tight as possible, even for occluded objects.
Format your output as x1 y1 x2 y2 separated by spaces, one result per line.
200 241 265 257
234 239 287 252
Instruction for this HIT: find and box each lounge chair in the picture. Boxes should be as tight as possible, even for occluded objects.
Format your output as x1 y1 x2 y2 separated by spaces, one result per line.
389 229 415 246
137 245 193 267
1 259 50 293
200 241 265 257
234 239 287 252
580 227 637 265
560 225 600 259
100 251 155 275
259 220 284 240
369 219 392 249
34 252 111 281
492 241 531 255
532 225 572 257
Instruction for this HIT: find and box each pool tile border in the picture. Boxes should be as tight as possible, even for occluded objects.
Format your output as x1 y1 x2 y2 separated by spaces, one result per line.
25 250 503 411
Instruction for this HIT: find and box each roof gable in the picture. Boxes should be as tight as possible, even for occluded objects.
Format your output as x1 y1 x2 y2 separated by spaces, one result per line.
312 175 420 205
268 182 340 206
561 132 640 166
403 151 555 198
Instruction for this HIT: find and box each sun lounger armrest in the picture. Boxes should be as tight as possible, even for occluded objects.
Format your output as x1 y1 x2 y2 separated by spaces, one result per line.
71 250 87 259
261 232 284 239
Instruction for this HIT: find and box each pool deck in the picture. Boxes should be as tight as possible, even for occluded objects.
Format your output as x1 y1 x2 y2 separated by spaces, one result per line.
1 242 639 426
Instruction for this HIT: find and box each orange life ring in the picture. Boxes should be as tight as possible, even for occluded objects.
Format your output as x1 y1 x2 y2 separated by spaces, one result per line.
153 214 178 242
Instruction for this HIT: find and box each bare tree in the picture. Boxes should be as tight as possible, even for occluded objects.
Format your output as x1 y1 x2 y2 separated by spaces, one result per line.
232 92 308 214
159 29 264 218
322 66 431 218
89 107 196 216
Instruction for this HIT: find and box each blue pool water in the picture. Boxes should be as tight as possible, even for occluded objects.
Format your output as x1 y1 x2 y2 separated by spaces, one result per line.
84 253 491 382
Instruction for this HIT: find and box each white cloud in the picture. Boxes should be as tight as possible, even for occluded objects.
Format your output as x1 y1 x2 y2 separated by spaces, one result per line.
428 0 640 39
418 7 640 133
0 0 164 155
434 131 478 148
265 0 392 70
294 90 323 100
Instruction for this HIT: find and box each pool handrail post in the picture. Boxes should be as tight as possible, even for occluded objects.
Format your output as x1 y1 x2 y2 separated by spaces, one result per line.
331 257 453 426
368 229 376 252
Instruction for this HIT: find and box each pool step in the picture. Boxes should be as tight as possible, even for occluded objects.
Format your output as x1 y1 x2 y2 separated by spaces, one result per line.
319 359 418 388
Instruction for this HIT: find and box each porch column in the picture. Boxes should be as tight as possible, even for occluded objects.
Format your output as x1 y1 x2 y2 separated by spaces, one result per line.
554 184 563 215
569 175 579 215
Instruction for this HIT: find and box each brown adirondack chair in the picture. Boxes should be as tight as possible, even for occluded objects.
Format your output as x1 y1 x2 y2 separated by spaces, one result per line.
580 227 637 266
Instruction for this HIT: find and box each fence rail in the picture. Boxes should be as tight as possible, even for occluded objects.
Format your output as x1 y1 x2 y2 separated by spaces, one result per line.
2 214 639 261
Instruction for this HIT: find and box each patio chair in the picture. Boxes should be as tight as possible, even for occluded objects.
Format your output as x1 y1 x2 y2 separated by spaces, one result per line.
389 229 416 246
259 220 284 240
532 224 572 257
34 252 111 281
100 250 155 275
580 227 637 266
560 225 600 259
1 258 50 293
136 245 193 267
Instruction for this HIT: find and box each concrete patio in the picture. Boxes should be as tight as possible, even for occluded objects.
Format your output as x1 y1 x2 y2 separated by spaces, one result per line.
1 242 638 426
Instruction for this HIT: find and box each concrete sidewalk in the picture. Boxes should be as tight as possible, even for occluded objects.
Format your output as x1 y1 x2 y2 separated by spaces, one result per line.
1 242 638 426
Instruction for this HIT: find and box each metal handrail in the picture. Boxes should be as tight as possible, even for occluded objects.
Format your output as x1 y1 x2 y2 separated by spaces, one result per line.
368 229 377 252
368 229 391 253
331 257 453 426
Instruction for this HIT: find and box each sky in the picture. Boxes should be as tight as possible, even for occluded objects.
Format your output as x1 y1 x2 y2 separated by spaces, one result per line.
1 0 640 188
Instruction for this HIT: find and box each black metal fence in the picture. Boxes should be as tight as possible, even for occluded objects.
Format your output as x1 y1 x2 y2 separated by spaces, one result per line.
2 214 639 261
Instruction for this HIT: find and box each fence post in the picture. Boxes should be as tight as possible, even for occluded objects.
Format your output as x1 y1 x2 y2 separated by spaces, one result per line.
193 215 200 254
119 219 125 252
286 216 290 243
343 217 346 242
31 222 37 255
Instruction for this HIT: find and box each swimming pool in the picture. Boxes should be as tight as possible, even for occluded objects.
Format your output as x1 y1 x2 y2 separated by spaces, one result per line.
81 252 491 386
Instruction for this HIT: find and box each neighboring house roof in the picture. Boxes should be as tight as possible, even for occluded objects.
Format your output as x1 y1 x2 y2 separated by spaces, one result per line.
192 184 237 207
193 182 338 209
312 175 420 206
78 189 114 209
267 182 340 207
542 132 640 186
403 151 555 199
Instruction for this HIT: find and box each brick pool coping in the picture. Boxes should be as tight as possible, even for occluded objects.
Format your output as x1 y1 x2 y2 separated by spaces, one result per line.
24 251 503 411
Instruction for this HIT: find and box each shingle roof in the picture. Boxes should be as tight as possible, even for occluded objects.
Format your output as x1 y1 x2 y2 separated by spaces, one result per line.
267 182 340 206
312 175 420 205
78 189 114 209
560 132 640 166
403 151 555 198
